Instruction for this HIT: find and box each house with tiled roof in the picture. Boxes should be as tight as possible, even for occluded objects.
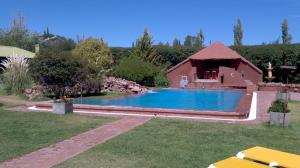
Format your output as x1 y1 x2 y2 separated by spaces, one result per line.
167 42 263 88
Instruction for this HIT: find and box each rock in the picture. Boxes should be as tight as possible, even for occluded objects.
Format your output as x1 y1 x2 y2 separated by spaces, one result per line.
102 76 148 94
131 86 141 92
25 85 44 100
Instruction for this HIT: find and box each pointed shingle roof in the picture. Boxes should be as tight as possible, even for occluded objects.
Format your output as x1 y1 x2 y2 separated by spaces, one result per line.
189 41 241 60
167 42 262 74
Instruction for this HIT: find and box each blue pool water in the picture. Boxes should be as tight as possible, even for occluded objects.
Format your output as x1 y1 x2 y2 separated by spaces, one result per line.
74 89 245 111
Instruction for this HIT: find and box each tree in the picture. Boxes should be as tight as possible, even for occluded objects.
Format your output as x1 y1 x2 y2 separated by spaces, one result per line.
281 19 292 44
157 41 164 47
233 18 243 46
42 27 54 39
172 38 181 48
0 12 38 52
184 35 193 47
131 29 158 63
73 38 113 72
165 42 170 48
194 30 205 48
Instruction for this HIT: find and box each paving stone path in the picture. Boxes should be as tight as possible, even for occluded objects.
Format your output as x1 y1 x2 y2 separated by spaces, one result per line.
0 117 150 168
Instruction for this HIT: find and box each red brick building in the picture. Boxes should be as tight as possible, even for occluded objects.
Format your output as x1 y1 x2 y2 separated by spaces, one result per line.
167 42 263 88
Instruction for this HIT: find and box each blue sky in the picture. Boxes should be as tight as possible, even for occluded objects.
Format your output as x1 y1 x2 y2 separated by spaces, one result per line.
0 0 299 47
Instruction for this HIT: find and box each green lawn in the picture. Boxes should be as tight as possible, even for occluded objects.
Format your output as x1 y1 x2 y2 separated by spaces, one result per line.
0 103 115 162
57 101 300 168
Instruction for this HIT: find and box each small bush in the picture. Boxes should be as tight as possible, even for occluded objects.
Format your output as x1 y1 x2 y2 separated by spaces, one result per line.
268 100 290 113
113 54 158 86
154 71 169 87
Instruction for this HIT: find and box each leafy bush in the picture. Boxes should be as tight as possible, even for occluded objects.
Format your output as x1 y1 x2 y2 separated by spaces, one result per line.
0 55 32 95
29 49 88 97
154 71 169 87
268 100 290 113
114 54 158 86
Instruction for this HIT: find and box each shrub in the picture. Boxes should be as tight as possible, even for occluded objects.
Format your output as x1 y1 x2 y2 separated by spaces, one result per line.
0 55 32 95
268 100 290 113
114 54 158 86
154 71 169 87
29 50 88 98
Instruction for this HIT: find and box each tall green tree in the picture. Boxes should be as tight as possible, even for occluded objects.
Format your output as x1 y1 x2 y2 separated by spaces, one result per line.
233 18 243 46
194 30 205 48
172 38 181 48
131 29 158 63
281 19 292 44
184 35 193 47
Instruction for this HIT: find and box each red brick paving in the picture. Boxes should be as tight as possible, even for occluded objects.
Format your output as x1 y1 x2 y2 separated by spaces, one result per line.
240 91 276 124
0 117 150 168
256 91 277 122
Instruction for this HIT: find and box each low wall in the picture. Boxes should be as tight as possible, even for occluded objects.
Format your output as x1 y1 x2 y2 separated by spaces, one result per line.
258 83 300 93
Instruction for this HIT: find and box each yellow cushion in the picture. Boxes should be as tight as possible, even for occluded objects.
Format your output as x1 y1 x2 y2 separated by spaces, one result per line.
241 146 300 168
212 157 269 168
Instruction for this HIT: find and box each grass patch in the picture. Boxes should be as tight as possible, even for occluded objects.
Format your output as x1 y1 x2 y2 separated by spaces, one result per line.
57 101 300 168
0 108 115 162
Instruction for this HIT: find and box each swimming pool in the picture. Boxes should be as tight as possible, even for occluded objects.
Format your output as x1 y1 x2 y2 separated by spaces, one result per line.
74 89 245 112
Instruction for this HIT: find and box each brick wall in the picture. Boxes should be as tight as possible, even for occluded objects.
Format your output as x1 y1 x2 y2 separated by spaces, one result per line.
219 66 246 87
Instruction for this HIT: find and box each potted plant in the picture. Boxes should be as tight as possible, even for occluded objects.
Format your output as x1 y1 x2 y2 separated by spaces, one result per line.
53 96 73 114
268 99 291 126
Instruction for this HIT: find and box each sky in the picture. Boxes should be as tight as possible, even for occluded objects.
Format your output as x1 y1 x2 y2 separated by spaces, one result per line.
0 0 299 47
